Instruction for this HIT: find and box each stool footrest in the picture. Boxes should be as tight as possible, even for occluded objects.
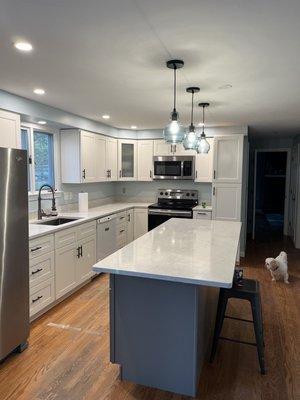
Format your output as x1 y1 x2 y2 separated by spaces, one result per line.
224 315 253 323
219 336 257 347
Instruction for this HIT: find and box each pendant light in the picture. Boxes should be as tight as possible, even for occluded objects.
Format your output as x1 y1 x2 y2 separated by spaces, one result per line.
183 87 200 150
196 103 210 154
163 59 185 144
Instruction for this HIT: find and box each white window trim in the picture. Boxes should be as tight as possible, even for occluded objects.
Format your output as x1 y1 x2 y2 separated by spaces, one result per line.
21 123 61 196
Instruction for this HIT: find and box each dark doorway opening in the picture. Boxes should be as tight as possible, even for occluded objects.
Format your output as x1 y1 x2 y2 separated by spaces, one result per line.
253 151 288 240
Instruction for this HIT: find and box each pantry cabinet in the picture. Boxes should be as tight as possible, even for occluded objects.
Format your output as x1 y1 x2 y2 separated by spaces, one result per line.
138 140 153 181
212 183 242 221
213 135 243 183
118 139 137 180
0 109 21 149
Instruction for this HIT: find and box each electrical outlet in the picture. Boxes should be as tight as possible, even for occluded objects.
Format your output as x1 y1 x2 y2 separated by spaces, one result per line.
122 187 126 194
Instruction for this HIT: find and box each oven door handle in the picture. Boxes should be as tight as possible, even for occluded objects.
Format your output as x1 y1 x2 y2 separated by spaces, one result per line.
148 209 192 217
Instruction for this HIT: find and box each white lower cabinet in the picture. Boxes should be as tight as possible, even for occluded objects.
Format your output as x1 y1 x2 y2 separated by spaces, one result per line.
77 235 96 283
212 183 242 221
126 209 134 244
193 210 212 220
55 242 78 299
134 208 148 239
55 222 96 299
30 277 55 316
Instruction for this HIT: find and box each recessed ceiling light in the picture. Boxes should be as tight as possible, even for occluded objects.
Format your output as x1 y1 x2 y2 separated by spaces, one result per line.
14 41 33 52
38 120 47 125
33 88 45 95
131 125 137 129
102 114 110 119
218 84 232 90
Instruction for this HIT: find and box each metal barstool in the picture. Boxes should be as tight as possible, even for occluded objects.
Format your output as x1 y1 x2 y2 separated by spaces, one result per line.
210 278 265 374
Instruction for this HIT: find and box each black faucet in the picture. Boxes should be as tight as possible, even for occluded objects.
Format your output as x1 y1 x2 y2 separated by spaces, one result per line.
37 184 58 220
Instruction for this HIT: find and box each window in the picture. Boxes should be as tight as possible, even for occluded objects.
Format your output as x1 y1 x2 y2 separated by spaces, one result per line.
20 127 55 193
34 131 54 190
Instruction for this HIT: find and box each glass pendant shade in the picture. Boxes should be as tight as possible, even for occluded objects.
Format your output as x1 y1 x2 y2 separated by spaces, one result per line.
183 124 197 149
163 110 185 144
197 133 210 154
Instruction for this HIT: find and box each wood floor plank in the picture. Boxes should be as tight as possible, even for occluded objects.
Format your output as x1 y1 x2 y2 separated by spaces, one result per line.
0 237 299 400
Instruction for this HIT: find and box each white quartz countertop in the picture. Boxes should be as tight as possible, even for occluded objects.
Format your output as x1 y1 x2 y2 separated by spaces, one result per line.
192 205 212 211
93 219 241 288
29 202 152 239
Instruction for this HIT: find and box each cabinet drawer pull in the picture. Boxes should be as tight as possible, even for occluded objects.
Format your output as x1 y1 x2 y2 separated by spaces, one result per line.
119 229 125 233
105 227 110 231
31 246 42 252
197 212 208 215
32 295 43 303
119 216 125 220
31 268 43 275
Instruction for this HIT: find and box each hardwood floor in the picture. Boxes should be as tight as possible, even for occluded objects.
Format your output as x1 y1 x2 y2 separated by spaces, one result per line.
0 237 299 400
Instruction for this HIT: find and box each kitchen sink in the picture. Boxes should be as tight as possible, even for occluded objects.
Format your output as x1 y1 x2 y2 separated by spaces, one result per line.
33 217 81 226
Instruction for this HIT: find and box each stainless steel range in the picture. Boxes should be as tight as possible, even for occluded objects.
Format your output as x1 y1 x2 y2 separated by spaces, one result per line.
148 189 198 231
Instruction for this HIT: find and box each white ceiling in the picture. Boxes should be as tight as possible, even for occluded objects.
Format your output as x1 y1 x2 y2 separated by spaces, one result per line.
1 0 300 134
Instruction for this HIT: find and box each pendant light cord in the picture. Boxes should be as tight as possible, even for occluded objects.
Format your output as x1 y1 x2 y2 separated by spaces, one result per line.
191 91 194 126
173 66 177 112
202 105 205 134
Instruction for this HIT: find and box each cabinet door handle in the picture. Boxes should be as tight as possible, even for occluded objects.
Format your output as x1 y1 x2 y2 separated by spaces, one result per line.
77 246 81 258
32 295 43 303
213 187 216 195
31 268 43 275
150 170 152 179
105 227 110 231
80 245 83 257
119 170 122 178
213 170 216 180
106 170 110 178
127 214 130 222
82 169 86 179
109 169 111 178
31 246 42 252
195 171 198 179
174 144 177 153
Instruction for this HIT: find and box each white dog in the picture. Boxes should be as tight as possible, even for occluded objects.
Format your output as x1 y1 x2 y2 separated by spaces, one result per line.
265 251 289 284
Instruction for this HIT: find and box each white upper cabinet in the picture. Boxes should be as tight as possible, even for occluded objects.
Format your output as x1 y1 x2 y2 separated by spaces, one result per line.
106 137 118 180
213 135 243 183
195 138 214 183
81 131 96 182
0 109 21 149
61 129 112 183
118 139 137 181
174 143 196 156
212 183 242 222
94 134 107 181
138 140 153 181
154 140 172 156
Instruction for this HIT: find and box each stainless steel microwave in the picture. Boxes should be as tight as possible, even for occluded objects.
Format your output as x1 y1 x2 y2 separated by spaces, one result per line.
153 156 195 180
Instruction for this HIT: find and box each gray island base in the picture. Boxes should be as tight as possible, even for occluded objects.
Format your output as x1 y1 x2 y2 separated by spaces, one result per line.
110 274 218 397
93 219 242 397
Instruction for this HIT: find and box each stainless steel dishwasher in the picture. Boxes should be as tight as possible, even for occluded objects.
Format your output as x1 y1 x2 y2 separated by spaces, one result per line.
97 214 118 262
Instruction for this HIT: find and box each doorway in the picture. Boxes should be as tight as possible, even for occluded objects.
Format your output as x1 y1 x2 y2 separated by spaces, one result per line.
252 150 290 240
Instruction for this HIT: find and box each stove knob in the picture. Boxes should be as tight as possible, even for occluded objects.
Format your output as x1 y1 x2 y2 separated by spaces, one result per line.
186 192 190 196
160 192 163 195
165 192 168 196
191 193 195 197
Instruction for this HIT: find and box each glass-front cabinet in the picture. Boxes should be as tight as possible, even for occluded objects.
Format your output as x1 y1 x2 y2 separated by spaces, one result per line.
118 139 138 180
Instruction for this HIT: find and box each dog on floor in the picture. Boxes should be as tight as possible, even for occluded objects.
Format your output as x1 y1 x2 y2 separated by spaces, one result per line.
265 251 289 284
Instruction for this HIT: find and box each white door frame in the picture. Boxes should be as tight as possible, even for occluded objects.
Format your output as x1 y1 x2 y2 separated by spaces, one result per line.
252 148 291 239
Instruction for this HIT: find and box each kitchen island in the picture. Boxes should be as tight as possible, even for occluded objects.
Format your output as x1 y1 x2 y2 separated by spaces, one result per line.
93 218 241 396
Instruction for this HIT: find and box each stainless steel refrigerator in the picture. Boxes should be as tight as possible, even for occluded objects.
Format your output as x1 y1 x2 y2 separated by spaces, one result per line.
0 147 29 361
